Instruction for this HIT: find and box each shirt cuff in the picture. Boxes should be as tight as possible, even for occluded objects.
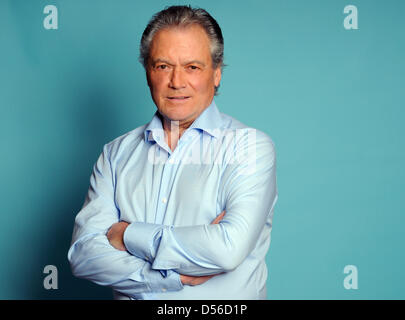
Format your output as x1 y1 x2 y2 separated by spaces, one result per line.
148 269 183 292
124 222 164 262
128 263 183 293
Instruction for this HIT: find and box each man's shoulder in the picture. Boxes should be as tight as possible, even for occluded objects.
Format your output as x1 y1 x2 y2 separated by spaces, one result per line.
103 124 148 156
219 111 247 130
219 111 276 148
218 111 276 170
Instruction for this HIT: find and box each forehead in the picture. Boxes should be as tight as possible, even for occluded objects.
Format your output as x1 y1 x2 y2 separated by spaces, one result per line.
149 24 212 61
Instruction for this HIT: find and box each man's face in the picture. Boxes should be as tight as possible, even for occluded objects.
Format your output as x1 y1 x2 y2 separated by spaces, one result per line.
146 24 221 126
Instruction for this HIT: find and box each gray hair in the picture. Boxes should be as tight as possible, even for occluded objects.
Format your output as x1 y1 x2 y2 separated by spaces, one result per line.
139 5 225 93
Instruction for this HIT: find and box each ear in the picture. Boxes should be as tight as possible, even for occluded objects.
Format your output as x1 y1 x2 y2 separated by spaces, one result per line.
214 67 222 87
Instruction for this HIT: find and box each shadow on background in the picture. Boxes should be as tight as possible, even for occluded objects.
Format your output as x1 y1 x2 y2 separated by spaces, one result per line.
22 78 145 299
2 0 150 299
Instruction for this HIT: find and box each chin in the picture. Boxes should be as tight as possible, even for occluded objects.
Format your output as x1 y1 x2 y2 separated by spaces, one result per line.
159 105 195 122
163 111 193 123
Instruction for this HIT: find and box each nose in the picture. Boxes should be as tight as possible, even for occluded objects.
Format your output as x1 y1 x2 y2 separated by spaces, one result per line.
169 67 186 89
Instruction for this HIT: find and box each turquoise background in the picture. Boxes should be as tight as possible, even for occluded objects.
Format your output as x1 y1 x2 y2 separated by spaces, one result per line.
0 0 404 299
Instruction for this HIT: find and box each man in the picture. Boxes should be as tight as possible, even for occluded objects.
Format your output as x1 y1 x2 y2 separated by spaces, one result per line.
68 5 278 300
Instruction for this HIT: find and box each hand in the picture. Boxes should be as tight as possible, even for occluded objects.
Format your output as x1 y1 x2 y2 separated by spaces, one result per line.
180 274 218 286
106 221 130 251
180 210 226 286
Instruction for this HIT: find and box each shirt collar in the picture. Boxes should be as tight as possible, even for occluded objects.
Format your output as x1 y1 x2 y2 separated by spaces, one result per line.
144 100 223 142
144 110 164 142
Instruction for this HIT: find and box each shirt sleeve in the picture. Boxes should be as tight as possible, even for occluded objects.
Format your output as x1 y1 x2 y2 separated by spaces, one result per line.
67 144 183 297
124 130 278 276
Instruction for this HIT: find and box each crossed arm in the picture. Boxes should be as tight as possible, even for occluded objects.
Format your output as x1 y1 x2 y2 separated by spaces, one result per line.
106 210 226 286
68 132 277 298
68 147 231 297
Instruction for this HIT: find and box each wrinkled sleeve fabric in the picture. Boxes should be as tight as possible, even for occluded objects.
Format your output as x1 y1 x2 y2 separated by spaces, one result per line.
124 130 278 276
67 144 183 298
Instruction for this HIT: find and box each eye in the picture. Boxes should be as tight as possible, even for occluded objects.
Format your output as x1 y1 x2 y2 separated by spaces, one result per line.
188 65 199 70
156 64 168 70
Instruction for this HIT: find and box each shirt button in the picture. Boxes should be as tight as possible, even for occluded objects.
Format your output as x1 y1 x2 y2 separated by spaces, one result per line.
162 197 167 204
169 158 174 164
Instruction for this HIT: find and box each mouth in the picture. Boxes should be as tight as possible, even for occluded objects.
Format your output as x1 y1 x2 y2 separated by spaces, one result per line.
167 96 191 101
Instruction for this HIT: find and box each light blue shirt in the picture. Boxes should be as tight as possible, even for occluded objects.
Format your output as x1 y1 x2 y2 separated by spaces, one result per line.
68 101 278 299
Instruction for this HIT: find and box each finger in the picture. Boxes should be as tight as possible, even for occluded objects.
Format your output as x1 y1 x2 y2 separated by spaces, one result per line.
211 210 226 224
106 226 114 238
214 210 225 223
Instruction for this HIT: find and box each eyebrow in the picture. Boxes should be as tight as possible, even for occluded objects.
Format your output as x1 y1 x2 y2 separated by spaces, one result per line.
151 59 206 67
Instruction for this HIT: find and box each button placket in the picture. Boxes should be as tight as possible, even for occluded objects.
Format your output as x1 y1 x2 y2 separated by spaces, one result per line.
154 152 177 223
154 130 194 224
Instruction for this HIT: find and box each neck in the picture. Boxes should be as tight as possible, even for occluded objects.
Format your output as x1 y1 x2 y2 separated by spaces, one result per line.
160 116 194 151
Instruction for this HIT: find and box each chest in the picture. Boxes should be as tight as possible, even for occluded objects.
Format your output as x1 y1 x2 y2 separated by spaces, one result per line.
114 141 226 226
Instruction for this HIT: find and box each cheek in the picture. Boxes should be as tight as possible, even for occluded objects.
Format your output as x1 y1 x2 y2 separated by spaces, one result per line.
189 74 214 93
149 73 168 93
